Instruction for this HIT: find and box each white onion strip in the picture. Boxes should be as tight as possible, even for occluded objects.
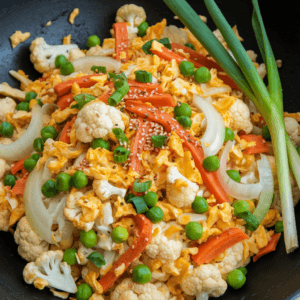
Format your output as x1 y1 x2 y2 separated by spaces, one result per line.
72 55 121 74
0 104 44 161
193 93 225 157
218 140 262 200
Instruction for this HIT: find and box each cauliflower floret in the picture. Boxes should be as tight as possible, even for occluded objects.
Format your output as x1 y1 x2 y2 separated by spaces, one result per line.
284 117 300 146
68 48 86 61
14 216 50 262
162 25 188 44
30 37 79 73
74 101 125 143
228 99 253 134
93 179 127 200
166 166 199 208
111 278 171 300
145 222 183 262
0 97 16 122
0 206 11 231
181 264 227 299
23 250 77 293
0 158 10 180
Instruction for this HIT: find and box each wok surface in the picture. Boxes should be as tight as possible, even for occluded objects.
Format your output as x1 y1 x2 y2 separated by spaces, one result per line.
0 0 300 299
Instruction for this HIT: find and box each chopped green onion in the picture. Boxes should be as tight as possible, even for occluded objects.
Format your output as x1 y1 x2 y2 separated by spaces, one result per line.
91 65 107 73
142 38 171 55
92 138 110 150
137 21 149 37
117 81 130 97
132 179 152 193
158 38 172 49
232 200 250 216
112 128 128 144
125 193 135 203
108 91 123 106
87 252 106 268
237 211 259 231
114 79 126 89
112 72 127 82
108 72 116 79
151 135 167 148
128 196 148 214
184 42 195 50
71 94 96 110
113 146 130 163
135 70 152 83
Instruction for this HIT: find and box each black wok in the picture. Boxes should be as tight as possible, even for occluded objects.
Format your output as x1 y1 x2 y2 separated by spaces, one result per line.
0 0 300 299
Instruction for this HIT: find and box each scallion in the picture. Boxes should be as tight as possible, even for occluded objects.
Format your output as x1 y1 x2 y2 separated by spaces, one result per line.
91 65 107 73
151 135 168 148
113 146 130 163
112 127 128 144
128 196 148 214
135 70 152 83
132 179 152 193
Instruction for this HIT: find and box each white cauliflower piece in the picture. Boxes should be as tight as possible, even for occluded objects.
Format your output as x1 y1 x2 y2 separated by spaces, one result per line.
68 48 86 61
228 98 253 134
14 216 50 262
145 222 183 262
93 180 127 201
23 250 77 293
30 37 79 73
284 117 300 146
181 264 227 299
162 25 188 44
0 158 10 180
0 205 10 231
75 101 124 143
166 166 199 208
111 278 171 300
0 97 16 122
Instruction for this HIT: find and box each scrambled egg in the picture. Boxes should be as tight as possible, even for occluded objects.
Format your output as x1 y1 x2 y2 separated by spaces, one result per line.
10 31 31 49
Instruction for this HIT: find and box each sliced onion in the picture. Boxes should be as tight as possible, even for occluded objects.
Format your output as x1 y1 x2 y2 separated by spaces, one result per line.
200 86 231 97
42 103 59 115
72 55 121 74
193 93 225 157
0 104 44 161
218 141 262 200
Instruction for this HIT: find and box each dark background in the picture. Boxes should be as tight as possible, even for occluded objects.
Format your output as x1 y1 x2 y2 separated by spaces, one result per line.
0 0 300 299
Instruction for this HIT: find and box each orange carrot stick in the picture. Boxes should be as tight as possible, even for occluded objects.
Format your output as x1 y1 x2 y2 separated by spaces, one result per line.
240 134 270 154
98 214 152 292
125 101 230 204
59 116 77 144
130 118 152 172
126 94 176 107
192 228 249 265
253 233 281 262
11 155 31 175
11 177 27 195
54 75 101 97
98 92 110 104
113 22 129 63
57 93 74 110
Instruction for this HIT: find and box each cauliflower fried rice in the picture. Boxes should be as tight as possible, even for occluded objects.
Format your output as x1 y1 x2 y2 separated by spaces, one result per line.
0 3 299 300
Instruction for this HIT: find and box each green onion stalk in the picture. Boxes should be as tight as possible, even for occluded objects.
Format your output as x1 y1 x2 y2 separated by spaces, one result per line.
163 0 299 253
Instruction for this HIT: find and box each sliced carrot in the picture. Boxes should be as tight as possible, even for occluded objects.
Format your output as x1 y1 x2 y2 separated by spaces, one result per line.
98 214 152 292
57 93 74 110
106 80 163 94
113 22 129 63
11 155 31 175
126 94 175 107
54 75 101 97
59 116 77 144
253 233 281 262
192 228 249 265
125 101 230 204
130 118 152 173
11 177 27 195
98 92 110 104
240 134 270 154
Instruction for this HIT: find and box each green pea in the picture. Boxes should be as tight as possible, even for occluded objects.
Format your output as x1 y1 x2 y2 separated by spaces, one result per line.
194 67 211 83
143 191 158 207
86 35 101 48
179 61 195 76
111 226 129 244
71 171 88 189
60 62 75 76
224 127 235 142
203 156 220 172
275 220 283 233
226 170 241 183
24 91 37 102
192 196 208 214
184 43 195 50
75 283 93 300
185 221 203 240
55 173 72 192
232 200 250 216
92 138 110 150
262 124 271 141
42 179 58 198
226 269 246 289
16 102 30 112
237 267 247 276
41 126 58 142
137 21 149 37
23 158 37 172
0 122 14 137
174 102 192 118
80 230 98 248
4 174 16 187
176 116 192 128
145 206 164 223
63 247 77 265
55 55 68 68
33 137 44 153
132 264 152 284
30 153 41 161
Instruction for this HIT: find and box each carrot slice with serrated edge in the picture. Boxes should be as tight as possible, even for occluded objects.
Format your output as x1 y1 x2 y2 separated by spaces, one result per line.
59 116 77 144
57 93 74 110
